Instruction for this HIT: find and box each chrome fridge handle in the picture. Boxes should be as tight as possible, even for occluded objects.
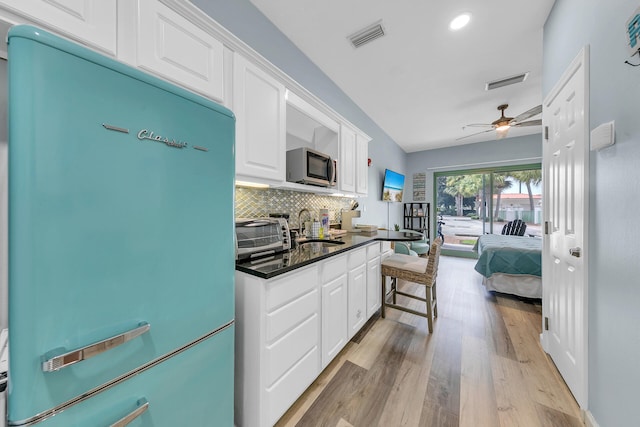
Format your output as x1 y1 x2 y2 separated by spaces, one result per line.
110 398 149 427
42 322 150 372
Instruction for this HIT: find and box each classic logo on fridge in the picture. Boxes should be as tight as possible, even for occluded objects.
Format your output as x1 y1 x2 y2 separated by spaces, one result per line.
101 123 209 152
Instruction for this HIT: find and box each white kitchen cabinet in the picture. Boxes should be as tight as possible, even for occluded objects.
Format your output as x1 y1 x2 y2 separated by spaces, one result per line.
366 243 381 319
320 254 348 369
0 0 116 55
356 130 370 195
339 124 356 193
235 266 320 427
234 53 286 184
347 247 367 338
119 0 225 103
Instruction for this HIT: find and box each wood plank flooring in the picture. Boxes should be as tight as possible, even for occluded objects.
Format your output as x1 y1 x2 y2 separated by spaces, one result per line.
275 256 583 427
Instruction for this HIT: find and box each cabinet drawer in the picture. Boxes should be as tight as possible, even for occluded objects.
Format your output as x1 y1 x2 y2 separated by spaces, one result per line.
266 266 318 311
265 345 319 426
265 313 319 387
266 287 318 342
321 253 347 283
366 242 381 259
348 247 366 269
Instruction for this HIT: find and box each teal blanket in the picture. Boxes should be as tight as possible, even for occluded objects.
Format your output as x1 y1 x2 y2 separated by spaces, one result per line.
474 234 542 277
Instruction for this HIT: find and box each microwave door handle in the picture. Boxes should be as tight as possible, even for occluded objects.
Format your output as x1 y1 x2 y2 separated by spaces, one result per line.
329 159 336 184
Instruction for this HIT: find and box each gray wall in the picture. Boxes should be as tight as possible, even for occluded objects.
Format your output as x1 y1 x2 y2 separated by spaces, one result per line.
544 1 640 425
406 133 542 237
192 0 407 229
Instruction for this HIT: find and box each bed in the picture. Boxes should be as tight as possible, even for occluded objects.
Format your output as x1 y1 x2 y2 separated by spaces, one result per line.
473 234 542 298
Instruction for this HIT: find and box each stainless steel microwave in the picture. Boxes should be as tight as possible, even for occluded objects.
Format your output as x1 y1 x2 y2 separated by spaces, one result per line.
235 218 291 260
286 147 336 187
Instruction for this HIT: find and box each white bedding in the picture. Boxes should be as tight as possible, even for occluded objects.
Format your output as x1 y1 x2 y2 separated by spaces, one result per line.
482 273 542 299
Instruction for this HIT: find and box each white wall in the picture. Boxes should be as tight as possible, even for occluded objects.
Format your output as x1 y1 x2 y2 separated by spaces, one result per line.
191 0 408 229
544 1 640 425
0 58 6 331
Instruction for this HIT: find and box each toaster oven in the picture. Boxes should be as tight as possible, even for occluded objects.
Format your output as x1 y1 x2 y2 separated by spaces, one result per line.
235 218 291 260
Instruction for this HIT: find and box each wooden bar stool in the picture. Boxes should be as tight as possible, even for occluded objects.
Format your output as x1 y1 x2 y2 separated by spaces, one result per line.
381 237 442 332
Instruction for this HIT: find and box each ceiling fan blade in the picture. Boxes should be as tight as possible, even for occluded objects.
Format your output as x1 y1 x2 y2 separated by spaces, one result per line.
509 105 542 124
463 124 494 129
512 119 542 127
456 128 495 141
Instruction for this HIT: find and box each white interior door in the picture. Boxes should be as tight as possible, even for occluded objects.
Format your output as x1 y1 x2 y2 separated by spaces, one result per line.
542 47 589 409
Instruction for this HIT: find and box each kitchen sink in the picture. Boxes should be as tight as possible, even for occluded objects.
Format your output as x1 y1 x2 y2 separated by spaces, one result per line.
297 239 345 248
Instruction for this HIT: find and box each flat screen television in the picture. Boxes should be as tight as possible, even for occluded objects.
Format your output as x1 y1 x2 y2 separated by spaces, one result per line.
382 169 405 202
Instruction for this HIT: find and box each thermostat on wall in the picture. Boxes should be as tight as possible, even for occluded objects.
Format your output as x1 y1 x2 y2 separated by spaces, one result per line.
590 121 615 151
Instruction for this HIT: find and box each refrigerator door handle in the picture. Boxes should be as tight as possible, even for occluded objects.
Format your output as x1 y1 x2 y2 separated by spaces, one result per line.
41 322 151 372
110 398 149 427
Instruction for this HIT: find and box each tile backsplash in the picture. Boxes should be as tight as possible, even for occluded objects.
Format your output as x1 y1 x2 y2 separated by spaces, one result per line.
235 187 354 229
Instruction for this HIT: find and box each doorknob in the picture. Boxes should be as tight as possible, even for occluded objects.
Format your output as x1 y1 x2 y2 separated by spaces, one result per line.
569 247 581 258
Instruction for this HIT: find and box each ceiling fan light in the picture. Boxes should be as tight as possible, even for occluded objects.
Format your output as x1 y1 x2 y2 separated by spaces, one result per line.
496 124 510 132
449 14 471 31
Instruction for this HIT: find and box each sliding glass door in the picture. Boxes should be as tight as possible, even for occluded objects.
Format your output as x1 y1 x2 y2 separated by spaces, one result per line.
435 164 542 257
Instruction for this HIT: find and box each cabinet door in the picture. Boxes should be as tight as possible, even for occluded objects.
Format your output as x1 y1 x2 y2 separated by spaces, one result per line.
348 264 366 338
0 0 116 54
132 0 224 102
321 273 348 369
234 53 286 183
356 131 370 195
339 124 356 193
366 257 381 319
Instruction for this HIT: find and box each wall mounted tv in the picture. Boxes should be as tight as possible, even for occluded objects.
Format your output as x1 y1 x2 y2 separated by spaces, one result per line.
382 169 405 202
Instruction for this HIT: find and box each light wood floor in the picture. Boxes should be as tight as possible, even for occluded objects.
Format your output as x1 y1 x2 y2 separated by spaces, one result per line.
275 256 583 427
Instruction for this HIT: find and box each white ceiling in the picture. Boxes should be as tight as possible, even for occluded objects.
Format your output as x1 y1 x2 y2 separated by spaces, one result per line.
249 0 555 153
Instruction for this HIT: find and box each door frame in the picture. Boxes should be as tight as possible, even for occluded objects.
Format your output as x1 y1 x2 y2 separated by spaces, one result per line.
540 46 590 410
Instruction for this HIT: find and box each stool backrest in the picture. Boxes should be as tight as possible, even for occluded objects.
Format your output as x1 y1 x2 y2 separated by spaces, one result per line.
426 237 443 287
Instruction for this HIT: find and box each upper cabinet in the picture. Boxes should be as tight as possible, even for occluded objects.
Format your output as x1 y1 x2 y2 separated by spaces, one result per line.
339 123 369 196
234 53 286 183
355 130 370 196
0 0 116 55
339 124 356 194
119 0 225 103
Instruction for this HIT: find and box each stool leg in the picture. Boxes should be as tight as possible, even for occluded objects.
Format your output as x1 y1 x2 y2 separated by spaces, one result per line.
381 272 386 318
432 281 438 318
391 277 397 304
426 286 433 333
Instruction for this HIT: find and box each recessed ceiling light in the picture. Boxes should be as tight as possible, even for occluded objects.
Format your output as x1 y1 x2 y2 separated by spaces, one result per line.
449 13 471 31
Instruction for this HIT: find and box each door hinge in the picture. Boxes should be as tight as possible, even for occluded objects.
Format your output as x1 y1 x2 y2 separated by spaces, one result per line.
545 317 549 331
544 221 551 235
544 126 549 140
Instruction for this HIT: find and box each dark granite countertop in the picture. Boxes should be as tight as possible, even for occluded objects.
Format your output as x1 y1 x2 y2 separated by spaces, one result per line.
235 230 423 279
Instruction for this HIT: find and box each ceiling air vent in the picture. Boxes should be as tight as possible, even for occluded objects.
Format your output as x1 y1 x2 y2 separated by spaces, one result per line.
485 72 529 90
348 20 385 48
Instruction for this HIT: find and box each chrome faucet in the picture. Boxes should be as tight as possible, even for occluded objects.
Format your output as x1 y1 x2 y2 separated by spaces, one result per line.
298 208 310 234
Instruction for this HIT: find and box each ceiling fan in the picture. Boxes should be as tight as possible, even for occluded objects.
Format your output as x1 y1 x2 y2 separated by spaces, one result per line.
458 104 542 140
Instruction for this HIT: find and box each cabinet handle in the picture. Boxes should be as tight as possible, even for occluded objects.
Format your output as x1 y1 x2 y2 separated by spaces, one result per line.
42 322 150 372
356 309 362 319
110 398 149 427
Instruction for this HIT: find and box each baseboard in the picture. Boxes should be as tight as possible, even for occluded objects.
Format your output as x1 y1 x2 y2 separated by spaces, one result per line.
539 331 549 352
584 410 599 427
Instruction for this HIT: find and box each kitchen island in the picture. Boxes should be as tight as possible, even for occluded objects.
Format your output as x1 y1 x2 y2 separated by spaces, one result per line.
234 230 422 427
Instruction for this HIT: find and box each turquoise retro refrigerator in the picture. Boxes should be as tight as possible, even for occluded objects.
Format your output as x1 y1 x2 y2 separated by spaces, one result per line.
6 26 235 426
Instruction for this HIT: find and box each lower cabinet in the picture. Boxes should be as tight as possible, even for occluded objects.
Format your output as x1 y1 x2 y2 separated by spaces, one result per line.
366 243 382 318
320 255 348 369
235 266 320 427
347 248 367 339
235 242 383 426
